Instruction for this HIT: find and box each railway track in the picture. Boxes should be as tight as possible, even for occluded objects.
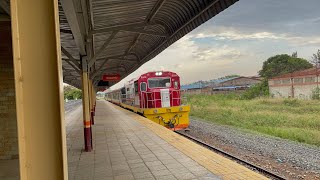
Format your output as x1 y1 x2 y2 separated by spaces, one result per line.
175 130 286 180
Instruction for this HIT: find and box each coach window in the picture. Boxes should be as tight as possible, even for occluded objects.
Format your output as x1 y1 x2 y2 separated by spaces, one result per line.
148 78 171 88
140 82 147 92
134 81 138 93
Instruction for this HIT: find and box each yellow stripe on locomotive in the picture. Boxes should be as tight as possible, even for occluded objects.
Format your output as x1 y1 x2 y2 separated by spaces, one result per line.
143 105 190 130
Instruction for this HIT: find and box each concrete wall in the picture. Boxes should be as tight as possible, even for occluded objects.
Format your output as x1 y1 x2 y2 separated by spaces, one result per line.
0 22 19 160
293 84 317 100
181 88 246 96
269 86 292 99
269 77 320 100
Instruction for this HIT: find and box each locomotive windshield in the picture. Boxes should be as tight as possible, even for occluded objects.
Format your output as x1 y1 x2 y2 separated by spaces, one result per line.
148 78 171 88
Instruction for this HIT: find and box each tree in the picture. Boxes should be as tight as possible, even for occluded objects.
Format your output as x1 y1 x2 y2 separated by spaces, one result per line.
291 51 298 58
311 49 320 68
259 54 313 79
64 85 82 100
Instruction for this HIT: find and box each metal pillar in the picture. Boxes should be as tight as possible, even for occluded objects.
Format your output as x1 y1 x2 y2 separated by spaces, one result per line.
10 0 68 179
93 86 96 114
81 58 92 152
89 80 95 125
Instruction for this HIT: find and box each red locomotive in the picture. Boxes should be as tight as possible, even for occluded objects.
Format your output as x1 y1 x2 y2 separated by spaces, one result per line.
106 71 190 130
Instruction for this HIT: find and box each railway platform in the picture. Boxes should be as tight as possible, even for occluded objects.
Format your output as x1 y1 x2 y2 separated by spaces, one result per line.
66 100 267 180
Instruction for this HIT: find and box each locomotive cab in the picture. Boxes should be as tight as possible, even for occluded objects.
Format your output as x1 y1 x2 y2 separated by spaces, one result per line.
137 71 189 130
139 72 181 109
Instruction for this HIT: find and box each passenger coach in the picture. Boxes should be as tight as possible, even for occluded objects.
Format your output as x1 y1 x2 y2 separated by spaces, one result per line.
105 71 190 130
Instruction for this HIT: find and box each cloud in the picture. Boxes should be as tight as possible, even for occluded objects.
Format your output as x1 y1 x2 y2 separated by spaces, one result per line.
191 25 320 47
111 35 252 89
110 0 320 90
194 28 282 41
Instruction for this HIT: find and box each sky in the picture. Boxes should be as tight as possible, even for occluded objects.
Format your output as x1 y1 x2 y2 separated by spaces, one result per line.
111 0 320 89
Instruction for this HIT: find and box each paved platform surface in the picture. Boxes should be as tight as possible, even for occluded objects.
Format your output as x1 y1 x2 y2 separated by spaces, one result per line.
67 100 267 180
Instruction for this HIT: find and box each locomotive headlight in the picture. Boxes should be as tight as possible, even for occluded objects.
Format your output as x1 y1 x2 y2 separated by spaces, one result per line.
179 107 183 111
155 71 162 76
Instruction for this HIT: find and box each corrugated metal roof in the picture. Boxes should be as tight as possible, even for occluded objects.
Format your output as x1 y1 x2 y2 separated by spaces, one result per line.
212 85 250 90
271 67 319 79
209 77 239 83
181 83 206 90
58 0 239 88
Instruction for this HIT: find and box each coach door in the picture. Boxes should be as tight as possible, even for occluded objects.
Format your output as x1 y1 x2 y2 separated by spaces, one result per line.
134 81 139 106
160 89 170 107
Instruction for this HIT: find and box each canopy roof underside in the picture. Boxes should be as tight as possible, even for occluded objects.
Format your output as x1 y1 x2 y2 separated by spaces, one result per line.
2 0 239 88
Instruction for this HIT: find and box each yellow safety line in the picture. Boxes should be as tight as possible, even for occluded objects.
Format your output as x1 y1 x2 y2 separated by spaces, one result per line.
112 103 268 180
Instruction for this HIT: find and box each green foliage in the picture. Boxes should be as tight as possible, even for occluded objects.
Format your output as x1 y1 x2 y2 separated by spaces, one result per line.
222 74 240 79
240 79 269 100
64 85 82 100
311 49 320 67
187 94 320 146
291 51 298 58
312 86 320 100
259 54 313 79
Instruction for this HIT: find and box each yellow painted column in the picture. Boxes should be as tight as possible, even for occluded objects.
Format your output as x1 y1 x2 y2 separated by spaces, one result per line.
10 0 68 179
81 59 92 152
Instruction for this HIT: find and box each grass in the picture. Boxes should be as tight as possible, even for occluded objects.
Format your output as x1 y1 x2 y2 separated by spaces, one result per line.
186 94 320 146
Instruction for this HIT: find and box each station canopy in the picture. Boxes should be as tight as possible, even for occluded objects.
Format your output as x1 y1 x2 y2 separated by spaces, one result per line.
5 0 239 88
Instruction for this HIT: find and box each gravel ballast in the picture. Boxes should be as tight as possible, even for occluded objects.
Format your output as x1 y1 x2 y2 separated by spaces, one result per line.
64 100 82 113
188 118 320 179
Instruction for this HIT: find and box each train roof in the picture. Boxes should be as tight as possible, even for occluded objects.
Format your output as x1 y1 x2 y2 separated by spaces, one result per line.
139 71 179 78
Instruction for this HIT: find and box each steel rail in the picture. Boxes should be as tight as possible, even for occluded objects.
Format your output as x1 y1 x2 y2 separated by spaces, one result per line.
175 130 286 180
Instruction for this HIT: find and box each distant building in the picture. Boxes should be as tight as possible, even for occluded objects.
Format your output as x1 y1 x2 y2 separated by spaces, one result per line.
212 76 261 91
269 68 320 100
181 81 206 95
181 76 261 95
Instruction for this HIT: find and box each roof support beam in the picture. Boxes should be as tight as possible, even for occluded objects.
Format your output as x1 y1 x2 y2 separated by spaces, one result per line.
90 59 109 79
146 0 166 22
88 31 118 68
90 26 166 37
89 22 156 35
60 29 72 34
124 29 167 37
60 0 86 55
61 46 81 68
90 54 135 79
62 59 81 75
0 0 10 15
109 58 138 63
125 0 166 56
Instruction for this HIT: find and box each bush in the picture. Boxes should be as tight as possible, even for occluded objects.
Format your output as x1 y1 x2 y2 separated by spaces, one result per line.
64 86 82 100
312 87 320 100
240 79 269 100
